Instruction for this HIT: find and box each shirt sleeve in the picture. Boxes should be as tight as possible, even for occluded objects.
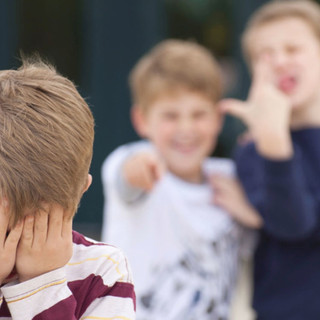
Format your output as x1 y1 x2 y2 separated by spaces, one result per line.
1 267 76 320
236 142 318 241
101 140 153 204
115 162 146 203
1 249 136 320
75 248 136 320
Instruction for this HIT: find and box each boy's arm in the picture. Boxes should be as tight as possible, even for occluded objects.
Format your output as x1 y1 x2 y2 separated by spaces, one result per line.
1 205 76 319
2 207 135 319
0 203 23 287
210 174 263 229
1 250 135 320
0 201 23 313
102 142 165 204
1 267 77 320
120 151 165 197
220 55 293 161
236 143 318 240
71 241 135 320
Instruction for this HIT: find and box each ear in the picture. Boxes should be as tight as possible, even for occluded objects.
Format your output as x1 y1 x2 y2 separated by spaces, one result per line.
83 174 92 193
131 105 149 138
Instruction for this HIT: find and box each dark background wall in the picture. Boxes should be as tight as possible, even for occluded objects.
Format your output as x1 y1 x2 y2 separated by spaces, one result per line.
79 0 166 236
3 0 316 239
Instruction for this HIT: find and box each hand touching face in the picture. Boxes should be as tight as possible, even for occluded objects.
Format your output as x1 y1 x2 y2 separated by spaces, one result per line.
0 202 23 285
15 204 73 282
219 56 293 159
248 17 320 109
0 203 73 285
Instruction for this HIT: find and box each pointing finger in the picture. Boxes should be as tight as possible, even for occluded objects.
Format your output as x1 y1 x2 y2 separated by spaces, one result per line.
250 54 273 99
5 220 23 250
218 99 248 123
21 215 35 247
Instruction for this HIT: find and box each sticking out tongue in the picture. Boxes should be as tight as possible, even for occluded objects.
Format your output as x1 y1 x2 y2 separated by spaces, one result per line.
278 76 297 93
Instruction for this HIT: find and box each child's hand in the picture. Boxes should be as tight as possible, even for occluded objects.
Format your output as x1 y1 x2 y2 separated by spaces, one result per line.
16 204 73 282
123 151 165 192
210 174 263 229
219 56 293 159
0 203 23 285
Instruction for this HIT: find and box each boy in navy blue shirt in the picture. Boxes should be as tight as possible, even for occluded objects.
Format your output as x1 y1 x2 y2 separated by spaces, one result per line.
218 1 320 319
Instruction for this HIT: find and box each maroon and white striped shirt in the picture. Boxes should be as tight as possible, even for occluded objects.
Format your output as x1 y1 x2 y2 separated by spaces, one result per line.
0 231 136 320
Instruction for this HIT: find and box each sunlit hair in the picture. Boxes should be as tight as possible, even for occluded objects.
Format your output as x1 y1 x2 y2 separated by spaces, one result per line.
129 39 223 112
0 58 94 224
242 0 320 64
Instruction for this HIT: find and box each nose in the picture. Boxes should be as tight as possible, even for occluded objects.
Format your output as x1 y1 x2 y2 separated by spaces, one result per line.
177 117 194 134
270 50 289 70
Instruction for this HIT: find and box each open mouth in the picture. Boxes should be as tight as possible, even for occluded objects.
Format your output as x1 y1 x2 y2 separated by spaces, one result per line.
173 142 198 154
278 75 297 93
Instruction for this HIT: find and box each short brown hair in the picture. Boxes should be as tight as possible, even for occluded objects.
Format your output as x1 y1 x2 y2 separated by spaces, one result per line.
242 0 320 62
0 59 94 224
129 39 223 111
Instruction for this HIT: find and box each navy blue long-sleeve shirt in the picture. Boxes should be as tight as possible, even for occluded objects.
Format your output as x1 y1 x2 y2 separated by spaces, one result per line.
235 128 320 320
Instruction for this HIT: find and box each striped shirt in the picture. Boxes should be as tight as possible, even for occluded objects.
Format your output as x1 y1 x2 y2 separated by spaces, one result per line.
0 231 136 320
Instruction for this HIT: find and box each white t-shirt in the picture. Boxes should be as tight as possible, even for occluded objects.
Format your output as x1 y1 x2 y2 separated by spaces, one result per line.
101 141 254 320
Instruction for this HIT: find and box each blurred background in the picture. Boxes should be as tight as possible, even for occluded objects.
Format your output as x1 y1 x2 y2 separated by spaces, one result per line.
2 0 316 239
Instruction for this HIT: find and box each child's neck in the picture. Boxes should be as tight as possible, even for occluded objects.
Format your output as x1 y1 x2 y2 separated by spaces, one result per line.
171 168 205 184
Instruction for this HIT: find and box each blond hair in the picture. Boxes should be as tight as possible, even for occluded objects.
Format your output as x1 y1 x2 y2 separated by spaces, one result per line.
242 0 320 62
129 39 223 111
0 59 94 224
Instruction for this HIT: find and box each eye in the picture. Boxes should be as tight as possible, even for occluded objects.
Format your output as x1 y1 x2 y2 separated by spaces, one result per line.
286 45 300 54
162 112 178 120
193 110 209 119
254 48 273 61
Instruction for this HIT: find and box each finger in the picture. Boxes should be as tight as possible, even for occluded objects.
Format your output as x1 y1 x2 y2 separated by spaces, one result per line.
33 207 49 244
238 131 254 145
210 174 232 189
218 99 247 122
21 215 35 247
151 159 166 182
142 165 155 191
0 202 10 246
138 154 159 190
212 193 225 206
212 191 230 207
5 220 23 250
47 204 64 240
250 54 273 99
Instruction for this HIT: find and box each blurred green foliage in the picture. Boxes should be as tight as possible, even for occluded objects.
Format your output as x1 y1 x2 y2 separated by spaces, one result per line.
165 0 232 56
